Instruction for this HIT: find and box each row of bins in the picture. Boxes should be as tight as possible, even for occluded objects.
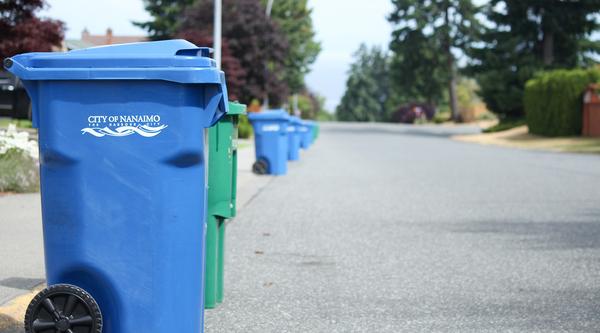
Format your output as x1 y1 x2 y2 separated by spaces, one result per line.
5 38 319 333
248 109 318 175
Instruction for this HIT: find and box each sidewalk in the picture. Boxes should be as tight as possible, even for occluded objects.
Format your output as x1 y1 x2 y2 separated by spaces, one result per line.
0 139 271 332
453 125 600 154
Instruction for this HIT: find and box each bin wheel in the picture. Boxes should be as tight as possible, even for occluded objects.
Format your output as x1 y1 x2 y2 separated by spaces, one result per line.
252 159 269 175
24 284 102 333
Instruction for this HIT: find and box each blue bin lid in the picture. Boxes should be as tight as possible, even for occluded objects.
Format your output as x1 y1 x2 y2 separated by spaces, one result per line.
248 109 290 121
4 39 224 84
289 116 302 125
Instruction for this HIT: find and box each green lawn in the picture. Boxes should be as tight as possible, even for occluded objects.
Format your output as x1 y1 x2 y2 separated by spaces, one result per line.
483 118 526 133
0 117 32 129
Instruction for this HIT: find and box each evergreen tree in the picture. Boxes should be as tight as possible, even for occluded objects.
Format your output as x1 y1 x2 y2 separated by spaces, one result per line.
466 0 600 118
134 0 195 40
388 0 481 120
336 45 390 122
262 0 321 93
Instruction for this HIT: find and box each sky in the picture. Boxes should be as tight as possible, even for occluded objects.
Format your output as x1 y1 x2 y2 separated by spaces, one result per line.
41 0 394 111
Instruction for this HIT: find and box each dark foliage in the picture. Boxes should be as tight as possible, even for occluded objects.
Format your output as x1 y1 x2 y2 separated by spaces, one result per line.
390 103 436 124
466 0 600 118
179 0 289 106
177 31 246 101
0 0 64 60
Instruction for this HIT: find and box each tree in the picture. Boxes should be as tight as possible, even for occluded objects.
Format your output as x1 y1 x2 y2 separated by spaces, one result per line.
177 31 246 101
292 89 325 120
466 0 600 119
388 0 481 120
262 0 321 93
0 0 64 60
134 0 195 40
179 0 289 106
336 45 390 122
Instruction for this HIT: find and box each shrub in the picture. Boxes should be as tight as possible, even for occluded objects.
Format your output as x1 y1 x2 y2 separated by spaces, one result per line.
390 103 436 124
524 68 600 136
237 114 253 139
0 125 39 193
0 148 39 193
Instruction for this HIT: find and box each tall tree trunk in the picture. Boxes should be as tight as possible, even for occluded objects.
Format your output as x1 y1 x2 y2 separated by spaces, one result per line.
444 2 459 122
543 31 554 66
448 67 459 121
541 8 554 66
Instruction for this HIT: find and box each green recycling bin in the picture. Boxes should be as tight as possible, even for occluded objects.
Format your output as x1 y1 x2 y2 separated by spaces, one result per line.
313 122 319 140
205 101 247 309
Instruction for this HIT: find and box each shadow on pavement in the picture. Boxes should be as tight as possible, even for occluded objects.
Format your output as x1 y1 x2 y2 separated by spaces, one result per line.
448 219 600 250
0 278 44 291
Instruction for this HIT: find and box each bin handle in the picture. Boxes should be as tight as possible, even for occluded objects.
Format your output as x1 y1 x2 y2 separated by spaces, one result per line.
207 94 227 127
176 47 213 58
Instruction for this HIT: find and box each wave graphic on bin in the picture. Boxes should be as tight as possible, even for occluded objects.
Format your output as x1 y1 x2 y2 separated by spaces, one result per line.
81 124 168 137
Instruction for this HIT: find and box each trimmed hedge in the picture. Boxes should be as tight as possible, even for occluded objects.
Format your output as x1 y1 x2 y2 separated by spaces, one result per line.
525 68 600 136
237 114 252 139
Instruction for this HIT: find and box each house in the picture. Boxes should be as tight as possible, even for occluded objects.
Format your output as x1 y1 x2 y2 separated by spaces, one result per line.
64 28 148 50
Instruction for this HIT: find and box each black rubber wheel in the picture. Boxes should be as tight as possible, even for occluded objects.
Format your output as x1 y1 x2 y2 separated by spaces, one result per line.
252 159 269 175
24 284 102 333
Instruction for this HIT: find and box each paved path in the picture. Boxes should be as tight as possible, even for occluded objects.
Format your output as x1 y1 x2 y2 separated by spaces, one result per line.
205 122 600 332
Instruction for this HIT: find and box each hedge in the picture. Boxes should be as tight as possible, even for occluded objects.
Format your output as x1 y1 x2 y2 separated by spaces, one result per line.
524 68 600 137
237 114 252 139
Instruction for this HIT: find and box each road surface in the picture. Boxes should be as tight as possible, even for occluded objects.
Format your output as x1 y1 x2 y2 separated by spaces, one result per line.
205 122 600 332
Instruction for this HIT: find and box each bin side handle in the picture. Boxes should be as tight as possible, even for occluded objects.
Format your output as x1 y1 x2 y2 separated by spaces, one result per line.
176 47 213 58
205 72 229 127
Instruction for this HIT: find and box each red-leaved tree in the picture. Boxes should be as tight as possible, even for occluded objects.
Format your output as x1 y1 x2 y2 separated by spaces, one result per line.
179 0 289 107
177 30 246 101
0 0 64 60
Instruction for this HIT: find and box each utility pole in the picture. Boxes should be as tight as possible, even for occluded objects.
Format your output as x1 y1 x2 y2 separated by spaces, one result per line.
262 0 274 110
213 0 222 69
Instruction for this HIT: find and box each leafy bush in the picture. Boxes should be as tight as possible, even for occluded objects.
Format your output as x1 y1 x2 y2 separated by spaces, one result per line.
0 125 39 193
390 103 435 124
0 148 39 193
237 114 253 139
524 68 600 136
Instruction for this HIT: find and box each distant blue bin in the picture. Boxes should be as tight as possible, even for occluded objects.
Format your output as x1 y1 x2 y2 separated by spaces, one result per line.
5 40 228 333
287 116 301 161
248 110 289 175
299 120 314 149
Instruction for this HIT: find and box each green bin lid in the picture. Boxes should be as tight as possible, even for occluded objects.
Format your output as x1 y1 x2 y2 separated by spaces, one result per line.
227 101 247 115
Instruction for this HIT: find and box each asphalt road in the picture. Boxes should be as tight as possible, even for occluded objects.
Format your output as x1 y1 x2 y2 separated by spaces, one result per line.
205 122 600 332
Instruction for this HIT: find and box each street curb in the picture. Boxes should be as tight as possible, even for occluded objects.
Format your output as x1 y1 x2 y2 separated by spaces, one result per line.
0 284 44 333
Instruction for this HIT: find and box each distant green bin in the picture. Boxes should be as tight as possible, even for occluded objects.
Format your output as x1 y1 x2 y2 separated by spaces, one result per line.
313 122 319 140
205 101 246 309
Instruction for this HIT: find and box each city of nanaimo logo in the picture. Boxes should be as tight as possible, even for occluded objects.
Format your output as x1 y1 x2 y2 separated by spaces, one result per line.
82 114 167 138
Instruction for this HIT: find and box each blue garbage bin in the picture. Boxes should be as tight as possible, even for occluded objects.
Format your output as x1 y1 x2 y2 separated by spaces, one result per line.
287 116 301 161
299 120 314 149
248 110 289 175
4 40 228 333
